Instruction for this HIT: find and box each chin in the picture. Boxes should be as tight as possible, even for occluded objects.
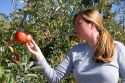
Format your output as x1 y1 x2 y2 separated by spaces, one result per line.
76 38 84 43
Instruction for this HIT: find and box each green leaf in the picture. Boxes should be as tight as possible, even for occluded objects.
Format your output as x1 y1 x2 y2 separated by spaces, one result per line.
8 46 14 53
0 66 4 77
7 74 15 83
25 74 38 78
16 61 24 72
55 7 60 12
26 61 34 70
30 66 41 71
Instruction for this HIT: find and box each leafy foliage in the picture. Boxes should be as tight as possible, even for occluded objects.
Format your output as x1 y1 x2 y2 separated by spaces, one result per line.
0 0 124 82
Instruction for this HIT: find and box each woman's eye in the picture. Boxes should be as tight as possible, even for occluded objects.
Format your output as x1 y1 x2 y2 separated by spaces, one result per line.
78 22 82 26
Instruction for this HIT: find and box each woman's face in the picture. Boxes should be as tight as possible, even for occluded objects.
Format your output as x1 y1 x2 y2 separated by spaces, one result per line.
74 15 92 41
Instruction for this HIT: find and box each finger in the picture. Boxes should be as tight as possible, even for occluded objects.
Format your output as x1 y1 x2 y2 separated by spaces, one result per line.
31 39 37 45
26 43 36 55
31 40 40 49
30 40 41 53
28 43 34 48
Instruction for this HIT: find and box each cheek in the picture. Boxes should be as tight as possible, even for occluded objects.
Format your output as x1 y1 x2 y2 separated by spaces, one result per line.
77 28 85 39
79 27 90 39
78 26 86 35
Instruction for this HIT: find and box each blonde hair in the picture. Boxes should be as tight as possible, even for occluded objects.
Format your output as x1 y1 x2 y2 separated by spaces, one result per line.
74 9 115 63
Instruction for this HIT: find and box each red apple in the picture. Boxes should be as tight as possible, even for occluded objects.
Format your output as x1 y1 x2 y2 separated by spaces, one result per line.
107 15 110 19
11 54 21 63
103 15 110 20
26 34 32 43
15 31 27 43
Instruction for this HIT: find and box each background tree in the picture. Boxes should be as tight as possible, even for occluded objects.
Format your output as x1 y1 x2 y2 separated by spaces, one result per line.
0 0 124 82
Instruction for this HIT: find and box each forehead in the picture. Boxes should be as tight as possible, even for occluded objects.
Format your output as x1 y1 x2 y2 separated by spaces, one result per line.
75 15 84 23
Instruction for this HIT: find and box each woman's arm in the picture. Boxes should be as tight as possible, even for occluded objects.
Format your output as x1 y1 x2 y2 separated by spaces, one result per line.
26 40 73 83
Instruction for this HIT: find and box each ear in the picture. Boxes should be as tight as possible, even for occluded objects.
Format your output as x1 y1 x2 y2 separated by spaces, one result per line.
90 22 97 30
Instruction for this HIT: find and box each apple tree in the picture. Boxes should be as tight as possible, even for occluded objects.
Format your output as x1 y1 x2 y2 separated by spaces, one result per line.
0 0 124 82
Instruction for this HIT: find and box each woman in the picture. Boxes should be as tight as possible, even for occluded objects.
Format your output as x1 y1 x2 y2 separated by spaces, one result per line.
26 9 125 83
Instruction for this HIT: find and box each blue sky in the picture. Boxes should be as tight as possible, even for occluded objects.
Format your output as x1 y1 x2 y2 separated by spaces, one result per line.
0 0 24 15
0 0 124 26
0 1 123 16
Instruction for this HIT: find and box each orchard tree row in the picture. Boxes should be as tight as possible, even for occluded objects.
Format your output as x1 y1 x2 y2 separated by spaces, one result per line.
0 0 124 82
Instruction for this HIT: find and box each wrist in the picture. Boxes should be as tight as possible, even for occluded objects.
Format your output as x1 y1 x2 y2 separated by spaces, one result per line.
36 54 44 61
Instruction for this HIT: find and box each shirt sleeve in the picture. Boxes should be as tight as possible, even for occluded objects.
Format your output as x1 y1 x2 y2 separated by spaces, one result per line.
36 50 74 83
117 42 125 83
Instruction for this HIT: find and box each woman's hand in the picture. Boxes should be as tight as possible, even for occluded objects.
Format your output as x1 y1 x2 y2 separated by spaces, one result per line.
26 40 44 60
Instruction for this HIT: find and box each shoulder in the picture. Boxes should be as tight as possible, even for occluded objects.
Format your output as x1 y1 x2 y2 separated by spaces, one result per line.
114 41 125 61
114 41 125 50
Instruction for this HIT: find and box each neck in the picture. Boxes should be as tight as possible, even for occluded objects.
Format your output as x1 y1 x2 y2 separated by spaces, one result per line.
87 32 99 48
